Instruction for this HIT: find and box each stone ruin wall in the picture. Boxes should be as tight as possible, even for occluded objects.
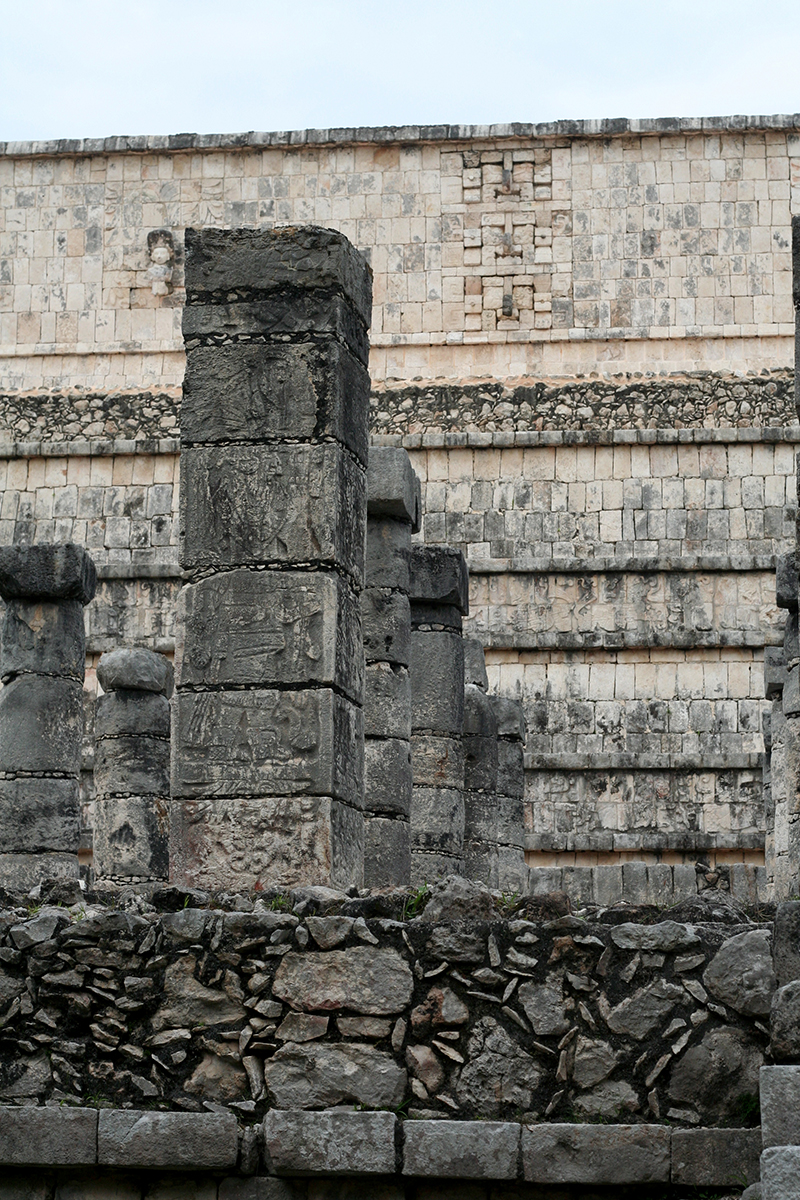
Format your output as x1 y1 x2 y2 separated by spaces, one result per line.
4 117 800 894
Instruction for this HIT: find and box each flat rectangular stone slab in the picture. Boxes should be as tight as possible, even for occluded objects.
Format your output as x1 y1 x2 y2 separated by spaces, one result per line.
176 570 362 703
182 341 369 465
170 795 364 890
180 443 365 582
0 675 84 775
672 1127 762 1187
172 688 362 802
0 1105 97 1165
263 1109 395 1174
403 1120 520 1179
522 1123 670 1184
1 599 86 682
410 631 465 735
409 546 469 613
0 851 78 890
184 225 373 328
97 1109 238 1168
0 544 96 604
761 1065 800 1147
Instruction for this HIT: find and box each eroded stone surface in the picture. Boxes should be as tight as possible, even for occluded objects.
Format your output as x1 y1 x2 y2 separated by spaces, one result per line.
272 947 413 1014
264 1041 406 1108
703 930 776 1015
606 980 684 1039
456 1016 541 1117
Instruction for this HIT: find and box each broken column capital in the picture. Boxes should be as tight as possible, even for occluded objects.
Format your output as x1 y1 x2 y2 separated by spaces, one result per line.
409 546 469 613
0 544 96 604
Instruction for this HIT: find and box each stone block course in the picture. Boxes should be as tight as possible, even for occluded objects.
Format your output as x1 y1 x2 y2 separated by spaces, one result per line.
264 1109 396 1175
402 1120 520 1179
0 1106 97 1166
672 1127 762 1187
761 1145 800 1200
97 1109 238 1168
521 1123 670 1184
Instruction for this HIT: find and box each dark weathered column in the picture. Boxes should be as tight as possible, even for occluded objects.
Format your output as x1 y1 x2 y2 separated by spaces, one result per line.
492 694 529 892
93 647 172 883
0 544 96 889
170 226 370 891
767 552 800 900
462 639 500 886
408 547 469 884
362 447 420 887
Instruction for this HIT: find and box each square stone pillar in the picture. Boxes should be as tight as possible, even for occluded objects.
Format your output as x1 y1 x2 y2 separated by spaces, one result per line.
769 552 800 899
0 544 96 889
408 546 469 884
170 226 371 891
362 447 420 886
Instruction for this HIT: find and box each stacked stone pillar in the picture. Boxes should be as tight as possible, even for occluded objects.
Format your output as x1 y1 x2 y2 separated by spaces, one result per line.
93 647 172 883
461 639 500 886
362 448 420 886
408 547 469 884
170 226 371 891
0 544 96 888
492 694 529 892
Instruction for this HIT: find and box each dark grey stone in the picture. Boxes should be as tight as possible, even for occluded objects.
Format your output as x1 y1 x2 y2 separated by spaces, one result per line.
0 544 96 604
94 736 170 798
0 778 79 853
96 647 173 696
464 791 500 843
784 666 800 717
411 631 464 734
411 787 465 854
263 1109 396 1174
464 684 497 738
703 929 776 1015
364 815 410 887
367 447 421 529
463 639 489 689
410 603 463 632
774 901 800 985
184 225 373 328
492 695 527 740
672 1127 761 1187
0 852 78 890
95 690 170 739
0 675 83 775
776 552 799 611
176 569 362 702
464 738 498 794
522 1123 670 1184
365 519 411 591
496 740 525 797
668 1027 764 1123
93 795 169 880
765 646 787 698
361 588 411 666
183 341 369 465
403 1120 519 1179
1 600 85 682
409 546 469 613
771 980 800 1061
182 294 370 367
364 662 411 739
180 443 365 582
172 688 363 804
365 737 412 816
97 1108 238 1168
411 735 464 787
264 1042 406 1109
0 1105 97 1165
410 849 463 884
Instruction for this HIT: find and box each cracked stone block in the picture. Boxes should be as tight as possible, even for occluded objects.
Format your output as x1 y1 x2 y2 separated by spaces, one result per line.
0 778 79 854
263 1109 396 1174
403 1120 519 1179
0 675 84 775
365 737 412 817
93 795 169 880
180 444 365 582
95 690 170 740
522 1123 670 1184
1 600 85 682
176 570 362 702
0 1105 98 1165
96 647 173 696
98 1109 238 1168
364 662 411 739
170 795 364 890
183 341 369 464
409 546 469 612
361 589 411 666
172 688 363 803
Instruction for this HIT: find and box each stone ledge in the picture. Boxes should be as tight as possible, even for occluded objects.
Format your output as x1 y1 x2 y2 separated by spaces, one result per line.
524 751 764 771
472 553 781 575
263 1110 396 1175
526 828 766 853
0 1106 97 1165
672 1126 762 1187
0 438 180 458
386 424 800 449
522 1122 671 1184
483 628 780 650
402 1120 520 1179
3 114 800 158
97 1109 239 1169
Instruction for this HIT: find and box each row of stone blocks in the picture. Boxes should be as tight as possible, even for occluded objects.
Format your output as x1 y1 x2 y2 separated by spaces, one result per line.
0 1106 762 1189
534 860 768 906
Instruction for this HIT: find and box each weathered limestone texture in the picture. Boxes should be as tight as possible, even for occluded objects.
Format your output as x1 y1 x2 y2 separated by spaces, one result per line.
0 543 96 887
93 647 173 882
409 547 469 883
170 226 371 890
362 446 420 887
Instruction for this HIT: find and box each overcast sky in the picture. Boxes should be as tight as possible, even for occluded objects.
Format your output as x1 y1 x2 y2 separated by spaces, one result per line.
2 0 799 142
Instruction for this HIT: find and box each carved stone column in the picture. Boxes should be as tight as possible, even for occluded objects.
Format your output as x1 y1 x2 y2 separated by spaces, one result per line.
170 226 371 890
0 544 96 888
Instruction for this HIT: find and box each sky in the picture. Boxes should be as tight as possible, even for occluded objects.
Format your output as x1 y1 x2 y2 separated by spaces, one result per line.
2 0 800 142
